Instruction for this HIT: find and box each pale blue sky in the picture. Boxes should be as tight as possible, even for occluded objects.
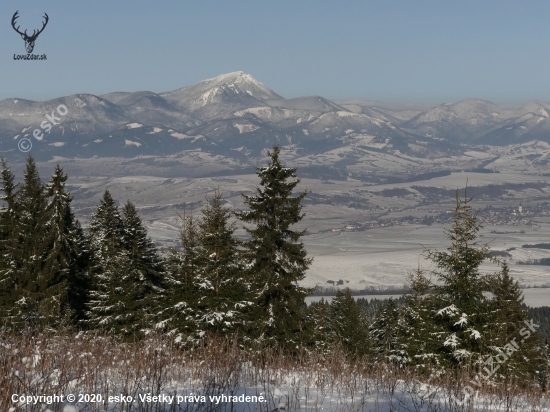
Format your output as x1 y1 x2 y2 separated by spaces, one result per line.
1 1 549 105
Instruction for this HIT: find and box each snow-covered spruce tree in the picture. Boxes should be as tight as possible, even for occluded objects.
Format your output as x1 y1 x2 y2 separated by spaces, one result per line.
304 298 331 354
369 298 404 363
156 211 202 344
85 190 132 334
87 194 166 337
400 189 504 372
40 165 89 327
329 288 370 358
395 268 442 370
11 156 48 328
192 190 251 339
121 201 165 323
0 159 19 325
235 146 312 347
487 262 546 386
403 192 494 371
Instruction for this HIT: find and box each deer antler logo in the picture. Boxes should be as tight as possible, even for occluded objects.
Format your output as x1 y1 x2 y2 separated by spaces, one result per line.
11 11 49 54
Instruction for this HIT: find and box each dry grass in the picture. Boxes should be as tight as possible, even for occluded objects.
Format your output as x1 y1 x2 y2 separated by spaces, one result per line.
1 330 548 411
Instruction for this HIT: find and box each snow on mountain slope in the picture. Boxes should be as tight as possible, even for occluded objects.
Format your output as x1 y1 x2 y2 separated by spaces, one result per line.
101 91 159 106
160 71 283 120
0 94 128 136
5 72 550 162
335 100 433 124
402 98 513 141
480 102 550 145
266 96 346 112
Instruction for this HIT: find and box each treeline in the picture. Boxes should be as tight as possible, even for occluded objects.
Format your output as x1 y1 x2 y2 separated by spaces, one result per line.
517 258 550 266
310 285 410 296
529 307 550 342
0 150 549 389
411 181 548 199
0 147 313 349
522 243 550 249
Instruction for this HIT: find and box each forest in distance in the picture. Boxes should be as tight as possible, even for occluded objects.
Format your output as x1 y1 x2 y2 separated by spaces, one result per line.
1 146 550 410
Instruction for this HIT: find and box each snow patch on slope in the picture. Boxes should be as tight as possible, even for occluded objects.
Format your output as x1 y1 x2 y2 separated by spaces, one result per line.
234 122 259 133
147 127 163 134
125 139 142 147
171 132 191 139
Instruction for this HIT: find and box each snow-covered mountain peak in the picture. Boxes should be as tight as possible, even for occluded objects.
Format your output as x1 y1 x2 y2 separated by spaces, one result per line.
203 71 251 86
159 72 283 119
195 71 282 101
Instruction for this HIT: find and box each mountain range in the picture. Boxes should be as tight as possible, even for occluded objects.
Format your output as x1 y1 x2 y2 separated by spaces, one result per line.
2 71 550 164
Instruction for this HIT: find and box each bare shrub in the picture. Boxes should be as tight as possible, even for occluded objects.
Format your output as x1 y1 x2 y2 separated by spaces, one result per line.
1 330 548 411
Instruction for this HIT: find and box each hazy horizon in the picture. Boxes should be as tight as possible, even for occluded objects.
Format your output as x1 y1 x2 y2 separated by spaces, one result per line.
2 70 550 110
2 1 550 105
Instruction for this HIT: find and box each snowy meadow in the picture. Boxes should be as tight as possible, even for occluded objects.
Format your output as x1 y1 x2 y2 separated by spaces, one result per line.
3 331 550 412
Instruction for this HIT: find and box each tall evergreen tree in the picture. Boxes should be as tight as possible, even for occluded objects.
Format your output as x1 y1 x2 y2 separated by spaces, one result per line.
40 165 88 326
488 262 546 386
193 190 251 338
12 156 47 327
0 159 19 324
390 188 545 388
121 201 165 324
235 146 312 347
85 190 130 333
156 210 202 344
399 190 495 370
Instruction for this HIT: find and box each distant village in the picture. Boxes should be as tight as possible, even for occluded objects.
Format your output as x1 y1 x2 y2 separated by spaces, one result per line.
327 202 550 233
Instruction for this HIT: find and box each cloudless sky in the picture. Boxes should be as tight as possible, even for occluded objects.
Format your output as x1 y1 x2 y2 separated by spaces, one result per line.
1 1 549 106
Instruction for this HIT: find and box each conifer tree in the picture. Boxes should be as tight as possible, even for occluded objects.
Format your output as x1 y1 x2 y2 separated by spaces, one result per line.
85 190 131 333
398 190 495 369
329 289 370 358
40 165 88 326
305 298 331 354
193 190 251 338
369 298 403 362
488 262 546 385
0 159 19 324
12 156 47 327
394 188 545 387
156 211 202 344
121 201 165 324
397 269 439 369
236 146 312 347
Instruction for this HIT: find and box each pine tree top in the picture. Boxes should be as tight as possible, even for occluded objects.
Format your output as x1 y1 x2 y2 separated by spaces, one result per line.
422 188 494 307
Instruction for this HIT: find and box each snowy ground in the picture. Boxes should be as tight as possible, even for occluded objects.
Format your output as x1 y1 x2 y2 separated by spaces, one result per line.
40 382 548 412
11 368 550 412
9 362 550 412
303 223 550 290
5 329 548 412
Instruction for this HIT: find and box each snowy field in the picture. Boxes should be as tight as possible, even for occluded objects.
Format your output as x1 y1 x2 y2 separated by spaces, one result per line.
303 223 550 290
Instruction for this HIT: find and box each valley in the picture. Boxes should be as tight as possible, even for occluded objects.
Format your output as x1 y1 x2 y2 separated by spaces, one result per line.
2 71 550 297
